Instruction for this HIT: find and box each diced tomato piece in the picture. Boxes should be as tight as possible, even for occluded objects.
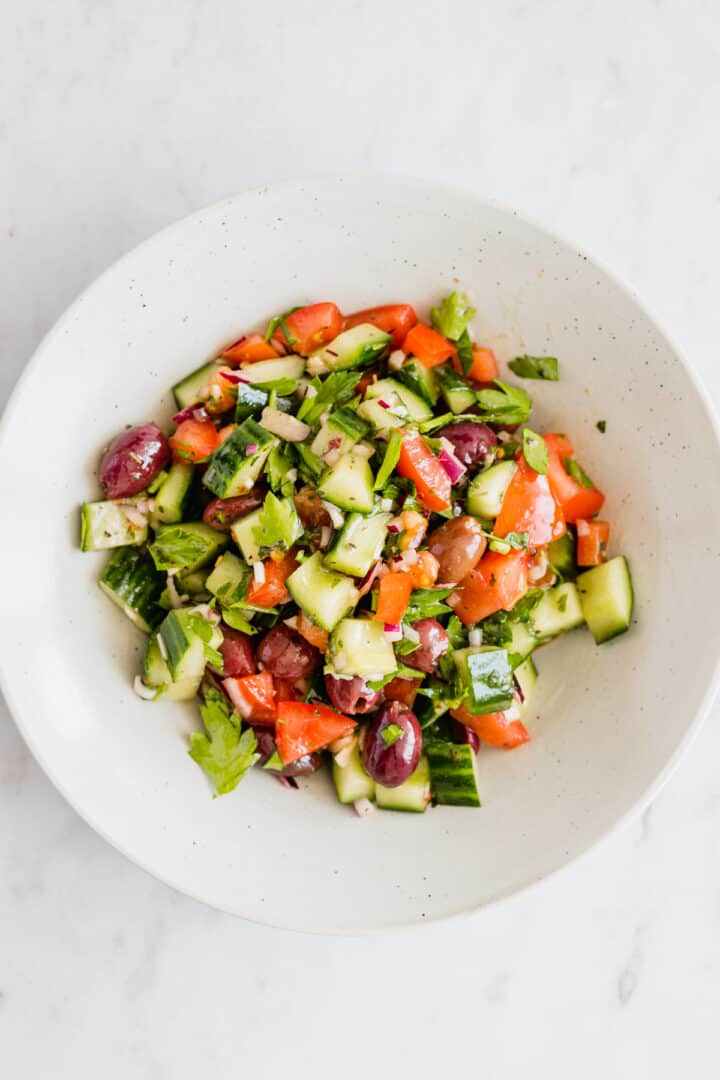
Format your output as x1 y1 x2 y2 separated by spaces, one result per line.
217 423 237 445
453 345 499 382
576 519 610 566
224 671 276 723
204 368 238 414
374 571 413 625
169 418 220 463
450 703 530 749
396 432 452 512
402 323 456 368
494 457 566 546
382 676 423 708
544 434 605 523
408 550 439 589
245 551 298 608
275 701 356 764
344 304 417 349
273 302 343 356
274 679 299 703
295 610 329 653
449 550 529 626
221 334 280 364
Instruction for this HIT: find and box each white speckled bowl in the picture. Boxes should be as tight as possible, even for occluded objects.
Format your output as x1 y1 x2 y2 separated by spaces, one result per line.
1 176 719 932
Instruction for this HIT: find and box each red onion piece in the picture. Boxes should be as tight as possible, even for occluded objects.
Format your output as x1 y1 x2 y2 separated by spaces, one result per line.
387 523 400 534
220 370 250 384
172 404 199 424
384 623 401 633
438 447 467 484
245 443 258 455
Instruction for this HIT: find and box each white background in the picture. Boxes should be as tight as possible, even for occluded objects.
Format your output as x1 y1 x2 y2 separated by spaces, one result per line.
2 1 720 1076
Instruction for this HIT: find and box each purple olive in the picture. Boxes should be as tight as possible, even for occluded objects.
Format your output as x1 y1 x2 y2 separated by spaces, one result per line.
99 423 171 499
325 674 381 715
362 701 422 788
450 720 480 753
437 421 497 469
401 617 449 675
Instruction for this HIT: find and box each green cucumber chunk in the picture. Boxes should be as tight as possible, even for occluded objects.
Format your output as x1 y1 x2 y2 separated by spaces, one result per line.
317 450 375 513
376 755 431 813
203 418 277 499
426 741 481 807
172 360 223 409
435 364 476 414
310 407 370 458
80 498 148 550
205 551 252 606
365 377 432 422
150 462 194 527
548 531 577 580
329 618 397 678
313 324 390 371
143 632 202 701
149 521 228 572
98 546 165 632
514 656 538 712
332 743 375 805
395 358 439 405
323 512 391 578
357 397 405 433
286 552 360 632
466 461 517 519
576 556 634 644
239 356 306 383
453 646 514 715
530 582 585 640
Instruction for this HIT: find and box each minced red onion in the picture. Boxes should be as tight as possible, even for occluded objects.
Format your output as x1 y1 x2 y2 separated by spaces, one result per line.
245 443 259 456
192 406 211 422
438 447 467 484
513 675 525 705
378 399 391 409
219 370 250 384
172 404 200 424
504 701 522 723
388 349 405 371
353 797 375 818
357 560 382 597
402 623 420 644
121 505 149 530
321 500 345 529
387 523 400 534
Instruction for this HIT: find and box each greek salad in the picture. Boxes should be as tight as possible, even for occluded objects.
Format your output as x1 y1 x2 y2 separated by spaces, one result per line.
80 294 633 814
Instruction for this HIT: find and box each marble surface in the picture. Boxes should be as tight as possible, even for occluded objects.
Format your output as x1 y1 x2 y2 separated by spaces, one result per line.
2 1 720 1075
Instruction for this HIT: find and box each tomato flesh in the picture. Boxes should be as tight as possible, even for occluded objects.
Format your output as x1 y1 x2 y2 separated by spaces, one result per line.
450 704 529 749
396 433 452 512
275 701 356 764
544 434 605 523
169 419 220 463
274 303 343 356
344 304 417 349
449 550 528 626
221 334 279 364
494 457 566 546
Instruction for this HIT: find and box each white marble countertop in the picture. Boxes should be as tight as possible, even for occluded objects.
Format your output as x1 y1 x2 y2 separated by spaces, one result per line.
2 2 719 1076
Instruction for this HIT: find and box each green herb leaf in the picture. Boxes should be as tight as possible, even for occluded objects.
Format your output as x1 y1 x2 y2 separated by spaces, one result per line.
188 689 260 796
264 306 302 343
149 527 217 572
405 587 454 622
251 492 304 555
522 427 549 474
504 531 530 550
508 354 559 381
430 291 477 341
475 380 532 425
254 377 299 396
564 456 595 489
373 429 403 491
596 419 607 433
266 443 297 497
296 371 362 427
395 635 421 656
219 608 258 634
380 722 404 748
456 329 474 376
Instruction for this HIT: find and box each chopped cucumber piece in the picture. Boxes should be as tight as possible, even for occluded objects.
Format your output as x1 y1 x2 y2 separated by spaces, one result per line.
310 407 369 458
332 743 375 804
150 462 194 527
158 608 222 681
143 632 203 701
235 382 292 422
323 512 391 578
576 556 634 644
329 618 397 678
313 324 390 371
376 756 431 813
514 656 538 712
357 397 405 433
149 521 228 572
365 377 432 422
453 646 514 715
203 418 277 498
466 461 517 519
205 551 252 606
239 356 305 383
426 742 481 807
505 620 538 667
175 567 210 596
286 552 359 632
230 496 302 564
548 531 577 580
172 360 223 409
295 442 324 481
395 358 439 405
435 364 476 414
317 450 374 513
530 582 585 640
80 498 148 550
98 546 164 632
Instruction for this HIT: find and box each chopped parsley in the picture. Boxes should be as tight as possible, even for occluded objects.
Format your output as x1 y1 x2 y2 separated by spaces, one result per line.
508 354 559 381
522 426 549 474
380 723 404 748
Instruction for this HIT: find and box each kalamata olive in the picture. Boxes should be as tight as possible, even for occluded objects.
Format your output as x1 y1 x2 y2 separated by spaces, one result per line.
203 486 267 532
402 617 449 675
437 421 497 469
256 625 321 679
218 626 256 678
426 516 487 584
278 752 324 777
362 701 422 788
325 674 381 715
99 423 171 499
293 485 332 528
252 725 277 765
451 720 481 753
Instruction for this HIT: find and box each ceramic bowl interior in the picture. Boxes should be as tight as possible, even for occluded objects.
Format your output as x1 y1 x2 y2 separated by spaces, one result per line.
2 176 719 932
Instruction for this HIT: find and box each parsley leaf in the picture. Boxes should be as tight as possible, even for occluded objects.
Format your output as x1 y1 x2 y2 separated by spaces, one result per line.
456 329 475 376
474 380 532 425
374 429 403 491
266 443 297 497
508 354 559 381
431 291 477 341
264 306 302 343
395 635 421 656
564 457 595 489
405 587 454 622
296 371 362 427
366 663 423 691
484 529 530 554
522 426 549 474
380 723 404 748
149 526 218 572
251 492 303 555
188 689 259 796
596 419 607 434
254 377 299 396
219 608 258 634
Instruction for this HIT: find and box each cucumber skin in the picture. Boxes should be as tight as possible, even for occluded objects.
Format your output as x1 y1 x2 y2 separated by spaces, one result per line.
172 360 223 409
99 546 165 632
375 756 431 813
203 419 277 499
426 742 481 807
576 556 634 644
